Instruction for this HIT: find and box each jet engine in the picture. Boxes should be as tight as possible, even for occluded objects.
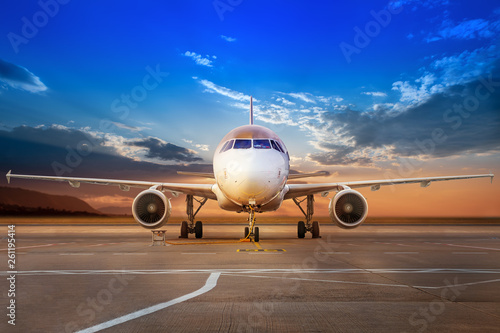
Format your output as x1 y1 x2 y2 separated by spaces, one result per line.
132 189 171 229
329 189 368 229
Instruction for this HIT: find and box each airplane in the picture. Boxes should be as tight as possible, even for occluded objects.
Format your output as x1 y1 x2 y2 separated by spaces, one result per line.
6 97 494 242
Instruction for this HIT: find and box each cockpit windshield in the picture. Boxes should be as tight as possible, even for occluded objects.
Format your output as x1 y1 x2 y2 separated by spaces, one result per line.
233 139 252 149
253 139 271 149
220 139 286 153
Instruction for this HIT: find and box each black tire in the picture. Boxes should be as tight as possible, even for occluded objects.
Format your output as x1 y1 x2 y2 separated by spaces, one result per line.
180 221 188 238
312 221 320 238
298 221 306 238
244 227 249 238
195 221 203 239
254 227 259 242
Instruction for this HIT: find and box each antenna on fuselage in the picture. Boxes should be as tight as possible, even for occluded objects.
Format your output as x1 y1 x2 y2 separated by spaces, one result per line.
249 96 254 125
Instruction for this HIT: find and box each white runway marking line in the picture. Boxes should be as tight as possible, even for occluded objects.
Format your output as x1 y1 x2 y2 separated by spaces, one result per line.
375 242 415 248
88 242 125 247
76 272 221 333
0 242 72 251
415 278 500 289
428 242 500 251
225 273 410 288
3 268 500 276
1 268 499 289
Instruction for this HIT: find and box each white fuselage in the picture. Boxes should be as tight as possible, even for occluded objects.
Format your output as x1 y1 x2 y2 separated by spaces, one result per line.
212 125 289 212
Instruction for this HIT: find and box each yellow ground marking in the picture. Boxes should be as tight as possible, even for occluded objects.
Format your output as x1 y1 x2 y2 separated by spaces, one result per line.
237 249 286 252
252 241 263 249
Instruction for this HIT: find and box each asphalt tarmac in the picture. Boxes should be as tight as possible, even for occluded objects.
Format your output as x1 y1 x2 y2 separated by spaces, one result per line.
1 223 500 332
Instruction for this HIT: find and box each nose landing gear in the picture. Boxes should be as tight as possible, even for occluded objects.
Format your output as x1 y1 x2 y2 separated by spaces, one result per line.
243 206 259 242
293 195 320 239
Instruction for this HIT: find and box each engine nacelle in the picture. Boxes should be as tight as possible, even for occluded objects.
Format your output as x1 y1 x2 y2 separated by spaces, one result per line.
132 189 171 229
329 189 368 229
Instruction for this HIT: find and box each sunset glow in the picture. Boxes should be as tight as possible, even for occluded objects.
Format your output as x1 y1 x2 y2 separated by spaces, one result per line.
1 1 499 217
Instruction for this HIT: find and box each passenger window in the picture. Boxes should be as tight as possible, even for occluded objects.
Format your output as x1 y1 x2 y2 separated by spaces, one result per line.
271 140 284 153
233 139 252 149
253 139 271 149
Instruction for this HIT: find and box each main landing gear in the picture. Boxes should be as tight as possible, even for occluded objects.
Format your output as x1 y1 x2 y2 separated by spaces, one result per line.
244 207 259 242
179 195 207 239
293 194 320 239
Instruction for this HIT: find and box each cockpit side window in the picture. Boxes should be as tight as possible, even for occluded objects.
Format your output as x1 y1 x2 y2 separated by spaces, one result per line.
219 141 229 153
271 140 284 153
233 139 252 149
220 140 234 153
275 140 285 153
253 139 271 149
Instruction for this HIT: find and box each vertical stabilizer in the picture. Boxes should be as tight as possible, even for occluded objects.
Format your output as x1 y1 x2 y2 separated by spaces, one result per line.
250 96 254 125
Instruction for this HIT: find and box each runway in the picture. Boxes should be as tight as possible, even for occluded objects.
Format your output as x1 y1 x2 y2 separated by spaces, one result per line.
1 223 500 332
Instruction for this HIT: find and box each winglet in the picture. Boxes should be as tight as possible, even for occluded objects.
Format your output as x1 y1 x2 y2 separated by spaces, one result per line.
249 96 254 125
6 170 11 184
490 171 494 184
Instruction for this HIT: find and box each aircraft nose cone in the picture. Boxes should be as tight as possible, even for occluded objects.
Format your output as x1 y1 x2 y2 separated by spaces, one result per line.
238 174 270 196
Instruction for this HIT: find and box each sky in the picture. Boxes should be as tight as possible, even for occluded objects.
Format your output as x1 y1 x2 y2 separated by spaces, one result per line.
0 0 499 217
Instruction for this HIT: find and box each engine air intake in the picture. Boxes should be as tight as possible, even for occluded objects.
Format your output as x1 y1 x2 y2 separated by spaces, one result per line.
329 189 368 229
132 189 171 229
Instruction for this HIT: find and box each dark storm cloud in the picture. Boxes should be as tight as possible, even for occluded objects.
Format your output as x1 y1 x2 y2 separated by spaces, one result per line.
0 125 210 181
309 145 373 166
0 59 47 93
309 68 500 166
128 138 202 162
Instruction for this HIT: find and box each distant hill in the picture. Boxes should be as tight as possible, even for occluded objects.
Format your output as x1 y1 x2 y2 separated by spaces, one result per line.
98 206 131 216
0 186 103 216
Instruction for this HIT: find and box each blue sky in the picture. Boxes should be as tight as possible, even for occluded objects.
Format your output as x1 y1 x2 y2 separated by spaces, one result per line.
0 1 499 215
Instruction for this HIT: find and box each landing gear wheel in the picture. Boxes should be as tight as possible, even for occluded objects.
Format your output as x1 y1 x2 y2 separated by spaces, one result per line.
298 221 306 239
244 227 250 238
312 221 320 238
254 227 260 242
180 221 188 238
195 221 203 239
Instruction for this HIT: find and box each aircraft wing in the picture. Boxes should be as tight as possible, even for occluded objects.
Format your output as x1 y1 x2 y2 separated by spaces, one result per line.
284 173 494 199
177 171 215 178
6 170 217 199
288 171 329 180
